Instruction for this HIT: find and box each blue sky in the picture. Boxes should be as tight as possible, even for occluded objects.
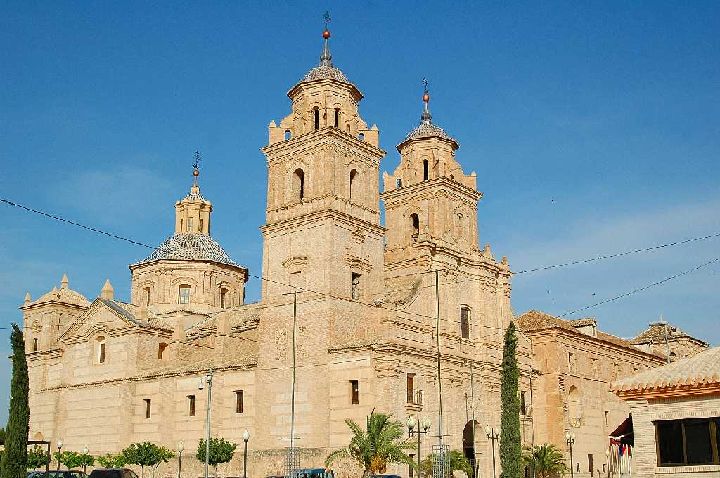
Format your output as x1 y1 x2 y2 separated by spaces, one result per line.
1 1 718 426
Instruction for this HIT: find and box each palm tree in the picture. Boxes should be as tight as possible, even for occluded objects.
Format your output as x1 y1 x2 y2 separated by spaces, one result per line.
325 411 415 476
522 444 568 478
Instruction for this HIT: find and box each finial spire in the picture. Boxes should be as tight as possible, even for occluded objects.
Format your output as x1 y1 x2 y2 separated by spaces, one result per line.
61 273 69 289
421 78 432 124
192 150 201 186
320 11 333 67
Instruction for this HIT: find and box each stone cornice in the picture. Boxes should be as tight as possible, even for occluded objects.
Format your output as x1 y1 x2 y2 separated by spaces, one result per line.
40 360 258 392
381 176 482 203
262 127 385 160
26 348 63 361
261 208 386 236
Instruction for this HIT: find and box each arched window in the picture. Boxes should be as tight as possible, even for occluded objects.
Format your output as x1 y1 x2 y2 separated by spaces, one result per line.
284 130 291 141
32 337 38 352
334 108 340 127
568 385 582 424
358 132 365 141
460 306 471 339
294 169 305 200
410 213 420 240
187 217 193 232
313 107 320 130
396 178 402 188
144 286 151 306
346 124 351 133
220 288 229 309
158 342 168 360
96 336 106 364
349 169 357 201
423 159 429 181
178 285 191 304
180 218 184 231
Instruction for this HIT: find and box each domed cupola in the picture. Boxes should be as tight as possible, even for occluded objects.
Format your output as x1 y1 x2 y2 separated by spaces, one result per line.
396 81 459 153
129 156 248 313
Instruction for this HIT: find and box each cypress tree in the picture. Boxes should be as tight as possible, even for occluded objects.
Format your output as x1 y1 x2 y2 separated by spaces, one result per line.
1 324 30 478
499 322 521 478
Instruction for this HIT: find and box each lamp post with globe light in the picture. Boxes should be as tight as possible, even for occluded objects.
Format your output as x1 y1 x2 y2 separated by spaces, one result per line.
485 426 499 478
199 370 214 478
82 446 89 474
243 430 250 478
177 441 184 478
407 416 431 476
566 432 576 478
55 439 63 473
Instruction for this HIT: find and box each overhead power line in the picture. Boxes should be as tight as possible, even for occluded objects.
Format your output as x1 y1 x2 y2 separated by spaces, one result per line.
559 256 720 317
2 196 717 320
515 232 720 274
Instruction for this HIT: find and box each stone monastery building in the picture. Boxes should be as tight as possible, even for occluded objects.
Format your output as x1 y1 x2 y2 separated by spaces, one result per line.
22 25 707 478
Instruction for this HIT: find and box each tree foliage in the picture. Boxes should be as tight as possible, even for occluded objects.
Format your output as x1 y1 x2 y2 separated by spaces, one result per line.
97 453 127 468
500 322 521 478
325 411 415 476
522 444 567 478
419 449 473 478
54 451 95 469
196 437 238 476
0 324 31 478
26 446 50 470
121 443 174 478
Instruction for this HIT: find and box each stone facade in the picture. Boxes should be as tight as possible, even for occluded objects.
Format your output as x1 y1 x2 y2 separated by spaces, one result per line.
22 26 708 478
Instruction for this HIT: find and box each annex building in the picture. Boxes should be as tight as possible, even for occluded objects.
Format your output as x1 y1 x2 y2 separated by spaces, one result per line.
21 26 707 478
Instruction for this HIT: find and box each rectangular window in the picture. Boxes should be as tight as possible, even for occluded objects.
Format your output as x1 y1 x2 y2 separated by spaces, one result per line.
144 287 151 306
199 218 204 232
350 380 359 405
409 455 415 478
235 390 244 414
656 418 720 466
588 454 593 476
604 411 609 427
520 391 527 415
351 273 361 300
220 289 228 308
460 306 470 339
407 373 415 404
187 217 194 232
179 285 191 304
33 338 38 352
188 395 196 416
144 399 151 419
99 342 106 363
568 352 575 372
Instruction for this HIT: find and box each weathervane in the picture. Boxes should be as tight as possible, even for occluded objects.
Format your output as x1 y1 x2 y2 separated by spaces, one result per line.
323 11 331 29
421 78 432 123
320 11 332 66
192 150 201 183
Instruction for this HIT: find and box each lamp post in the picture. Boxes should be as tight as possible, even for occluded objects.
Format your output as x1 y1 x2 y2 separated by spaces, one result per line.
242 429 250 478
565 432 576 478
55 439 63 473
82 446 89 474
485 426 499 478
407 416 431 476
199 370 214 478
177 441 184 478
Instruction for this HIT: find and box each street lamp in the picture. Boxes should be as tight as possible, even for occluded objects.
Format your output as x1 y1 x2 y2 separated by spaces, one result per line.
565 432 576 478
55 439 63 473
82 446 89 474
177 441 184 478
485 426 499 478
242 429 250 478
199 370 214 478
407 416 431 477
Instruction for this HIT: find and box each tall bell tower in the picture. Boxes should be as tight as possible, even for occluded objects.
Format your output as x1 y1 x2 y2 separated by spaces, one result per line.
260 23 386 302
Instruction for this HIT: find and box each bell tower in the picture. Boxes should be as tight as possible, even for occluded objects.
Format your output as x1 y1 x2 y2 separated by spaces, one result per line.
260 24 386 302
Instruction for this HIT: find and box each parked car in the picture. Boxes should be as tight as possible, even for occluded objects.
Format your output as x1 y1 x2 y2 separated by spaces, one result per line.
89 470 139 478
295 469 335 478
28 472 86 478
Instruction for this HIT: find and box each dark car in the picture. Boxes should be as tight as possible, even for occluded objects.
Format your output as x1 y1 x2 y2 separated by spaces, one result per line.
89 470 139 478
29 472 86 478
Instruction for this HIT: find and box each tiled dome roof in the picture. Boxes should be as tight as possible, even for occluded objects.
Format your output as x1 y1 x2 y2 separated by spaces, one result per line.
301 64 350 84
135 233 237 267
403 121 458 145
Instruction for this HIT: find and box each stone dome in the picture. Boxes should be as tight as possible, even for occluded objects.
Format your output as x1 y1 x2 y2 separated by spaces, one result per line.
401 121 459 148
300 64 351 84
134 233 237 267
